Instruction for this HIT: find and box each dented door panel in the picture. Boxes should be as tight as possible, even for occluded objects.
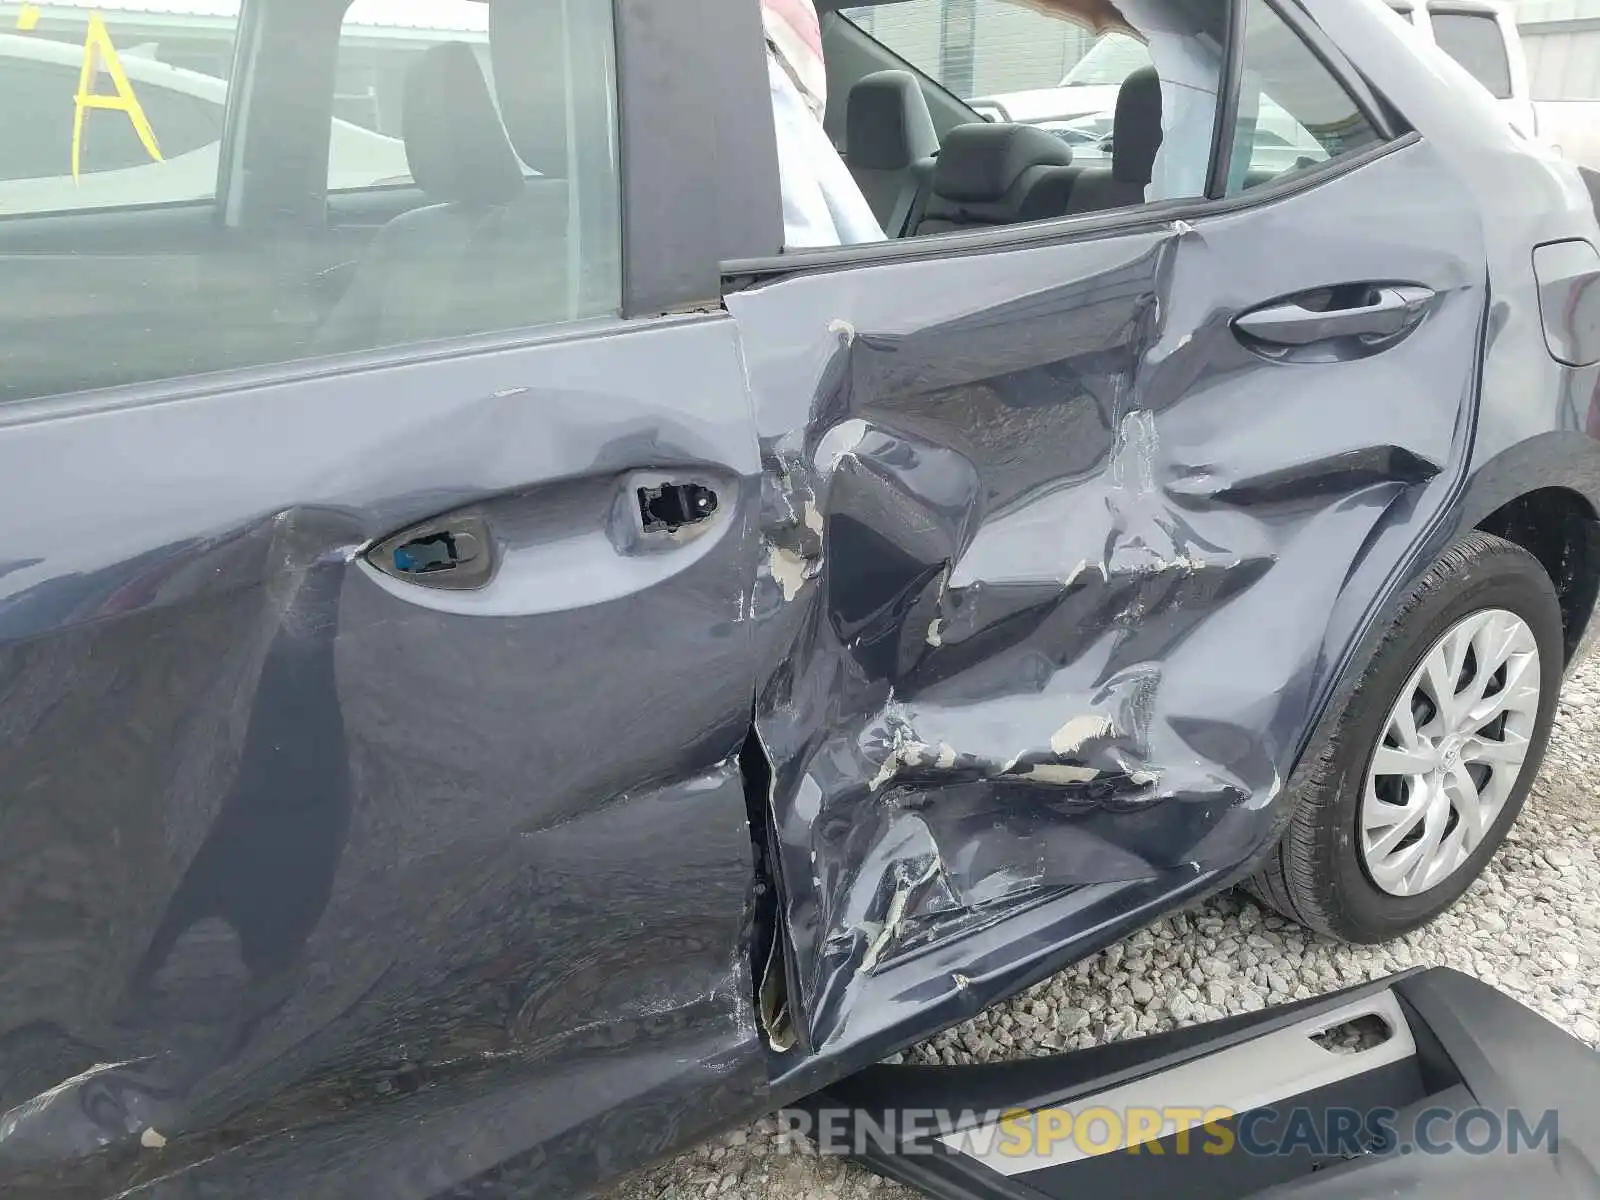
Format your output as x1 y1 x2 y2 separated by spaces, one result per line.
0 318 769 1194
731 141 1488 1057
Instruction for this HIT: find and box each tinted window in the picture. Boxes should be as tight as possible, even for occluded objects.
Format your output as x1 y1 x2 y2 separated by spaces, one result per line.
326 2 488 191
0 0 621 405
841 0 1225 214
1430 11 1512 99
0 54 224 188
1229 0 1385 193
1061 33 1152 88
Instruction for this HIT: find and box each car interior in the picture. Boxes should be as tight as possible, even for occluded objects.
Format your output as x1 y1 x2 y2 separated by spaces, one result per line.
0 0 1338 408
822 0 1318 241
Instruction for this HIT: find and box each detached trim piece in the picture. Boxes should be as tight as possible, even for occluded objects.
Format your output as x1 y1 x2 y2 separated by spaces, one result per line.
795 968 1600 1200
942 990 1415 1176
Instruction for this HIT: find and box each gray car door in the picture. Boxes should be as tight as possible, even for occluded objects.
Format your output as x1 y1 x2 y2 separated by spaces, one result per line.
0 0 779 1195
731 0 1491 1070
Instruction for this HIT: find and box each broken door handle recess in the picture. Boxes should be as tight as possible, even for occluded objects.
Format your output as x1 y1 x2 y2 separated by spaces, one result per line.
367 514 494 590
637 482 718 534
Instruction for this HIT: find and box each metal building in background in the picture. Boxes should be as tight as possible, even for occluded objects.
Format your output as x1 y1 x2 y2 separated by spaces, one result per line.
1515 0 1600 99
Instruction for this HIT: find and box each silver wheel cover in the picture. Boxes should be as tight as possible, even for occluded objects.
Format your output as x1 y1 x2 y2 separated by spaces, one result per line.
1359 608 1542 898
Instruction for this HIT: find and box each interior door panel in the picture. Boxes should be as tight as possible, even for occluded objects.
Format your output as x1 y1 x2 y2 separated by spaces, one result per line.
727 139 1489 1068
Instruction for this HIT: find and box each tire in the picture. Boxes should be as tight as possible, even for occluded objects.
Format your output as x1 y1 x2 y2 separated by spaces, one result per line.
1249 531 1563 943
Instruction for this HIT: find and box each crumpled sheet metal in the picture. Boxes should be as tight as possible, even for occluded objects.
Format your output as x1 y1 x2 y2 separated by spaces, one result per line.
733 207 1483 1051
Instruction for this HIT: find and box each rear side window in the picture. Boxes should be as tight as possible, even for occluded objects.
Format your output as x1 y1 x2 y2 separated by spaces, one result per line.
327 0 492 191
1228 0 1385 193
1430 10 1513 100
839 0 1227 215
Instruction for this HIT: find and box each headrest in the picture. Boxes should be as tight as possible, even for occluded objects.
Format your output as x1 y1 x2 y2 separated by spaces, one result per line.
489 0 571 174
932 123 1073 203
402 42 523 207
846 70 939 172
1112 66 1163 184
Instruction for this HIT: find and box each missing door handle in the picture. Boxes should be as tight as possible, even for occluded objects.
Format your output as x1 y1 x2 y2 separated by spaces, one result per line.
367 514 494 591
637 482 718 534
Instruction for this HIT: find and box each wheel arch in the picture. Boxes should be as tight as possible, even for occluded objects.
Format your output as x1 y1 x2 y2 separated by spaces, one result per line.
1455 432 1600 664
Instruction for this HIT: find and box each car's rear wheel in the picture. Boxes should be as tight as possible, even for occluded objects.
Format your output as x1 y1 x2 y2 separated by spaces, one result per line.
1249 531 1563 943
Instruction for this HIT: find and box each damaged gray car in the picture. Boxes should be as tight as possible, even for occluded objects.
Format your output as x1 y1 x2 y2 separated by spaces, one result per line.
1 0 1599 1195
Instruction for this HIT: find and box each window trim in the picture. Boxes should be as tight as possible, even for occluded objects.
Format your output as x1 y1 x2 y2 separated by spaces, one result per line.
1205 0 1248 200
1264 0 1406 142
723 0 1409 288
723 130 1419 288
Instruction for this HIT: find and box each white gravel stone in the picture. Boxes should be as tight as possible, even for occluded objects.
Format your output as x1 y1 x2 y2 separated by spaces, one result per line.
608 654 1600 1200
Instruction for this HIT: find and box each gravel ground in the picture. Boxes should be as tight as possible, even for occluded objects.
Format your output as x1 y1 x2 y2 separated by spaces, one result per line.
608 655 1600 1200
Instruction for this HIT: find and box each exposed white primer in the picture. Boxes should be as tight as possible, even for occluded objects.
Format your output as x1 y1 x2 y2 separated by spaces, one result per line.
1110 409 1160 495
926 618 944 647
870 736 925 790
952 973 971 991
827 318 856 341
1020 763 1102 785
140 1128 167 1150
803 500 824 537
1063 559 1109 588
814 418 869 473
1172 218 1195 236
934 743 958 770
1128 770 1161 787
859 860 940 975
768 546 812 602
1049 715 1115 756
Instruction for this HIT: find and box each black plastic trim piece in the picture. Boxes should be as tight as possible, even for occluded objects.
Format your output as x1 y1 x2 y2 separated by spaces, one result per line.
1206 0 1248 200
616 0 783 316
722 133 1422 288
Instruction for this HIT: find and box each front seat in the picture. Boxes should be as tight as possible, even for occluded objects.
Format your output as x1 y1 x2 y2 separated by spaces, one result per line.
317 41 525 351
844 70 940 237
1064 66 1163 215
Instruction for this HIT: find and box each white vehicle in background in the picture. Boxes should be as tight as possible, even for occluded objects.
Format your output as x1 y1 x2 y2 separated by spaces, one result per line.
0 32 411 215
974 0 1600 174
1388 0 1600 171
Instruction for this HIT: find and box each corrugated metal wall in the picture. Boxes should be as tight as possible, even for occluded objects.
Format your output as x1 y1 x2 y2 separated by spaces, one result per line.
849 0 1093 97
1513 0 1600 99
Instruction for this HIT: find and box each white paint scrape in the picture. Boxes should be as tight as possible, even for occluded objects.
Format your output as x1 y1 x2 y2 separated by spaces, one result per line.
1049 715 1114 756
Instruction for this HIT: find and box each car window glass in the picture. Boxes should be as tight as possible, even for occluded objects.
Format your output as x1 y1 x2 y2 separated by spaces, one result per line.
0 0 621 406
838 0 1225 231
1430 10 1512 100
327 0 494 191
0 19 234 212
1227 0 1385 194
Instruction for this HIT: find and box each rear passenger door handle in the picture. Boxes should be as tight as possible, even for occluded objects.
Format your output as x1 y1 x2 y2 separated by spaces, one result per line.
1234 285 1435 349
